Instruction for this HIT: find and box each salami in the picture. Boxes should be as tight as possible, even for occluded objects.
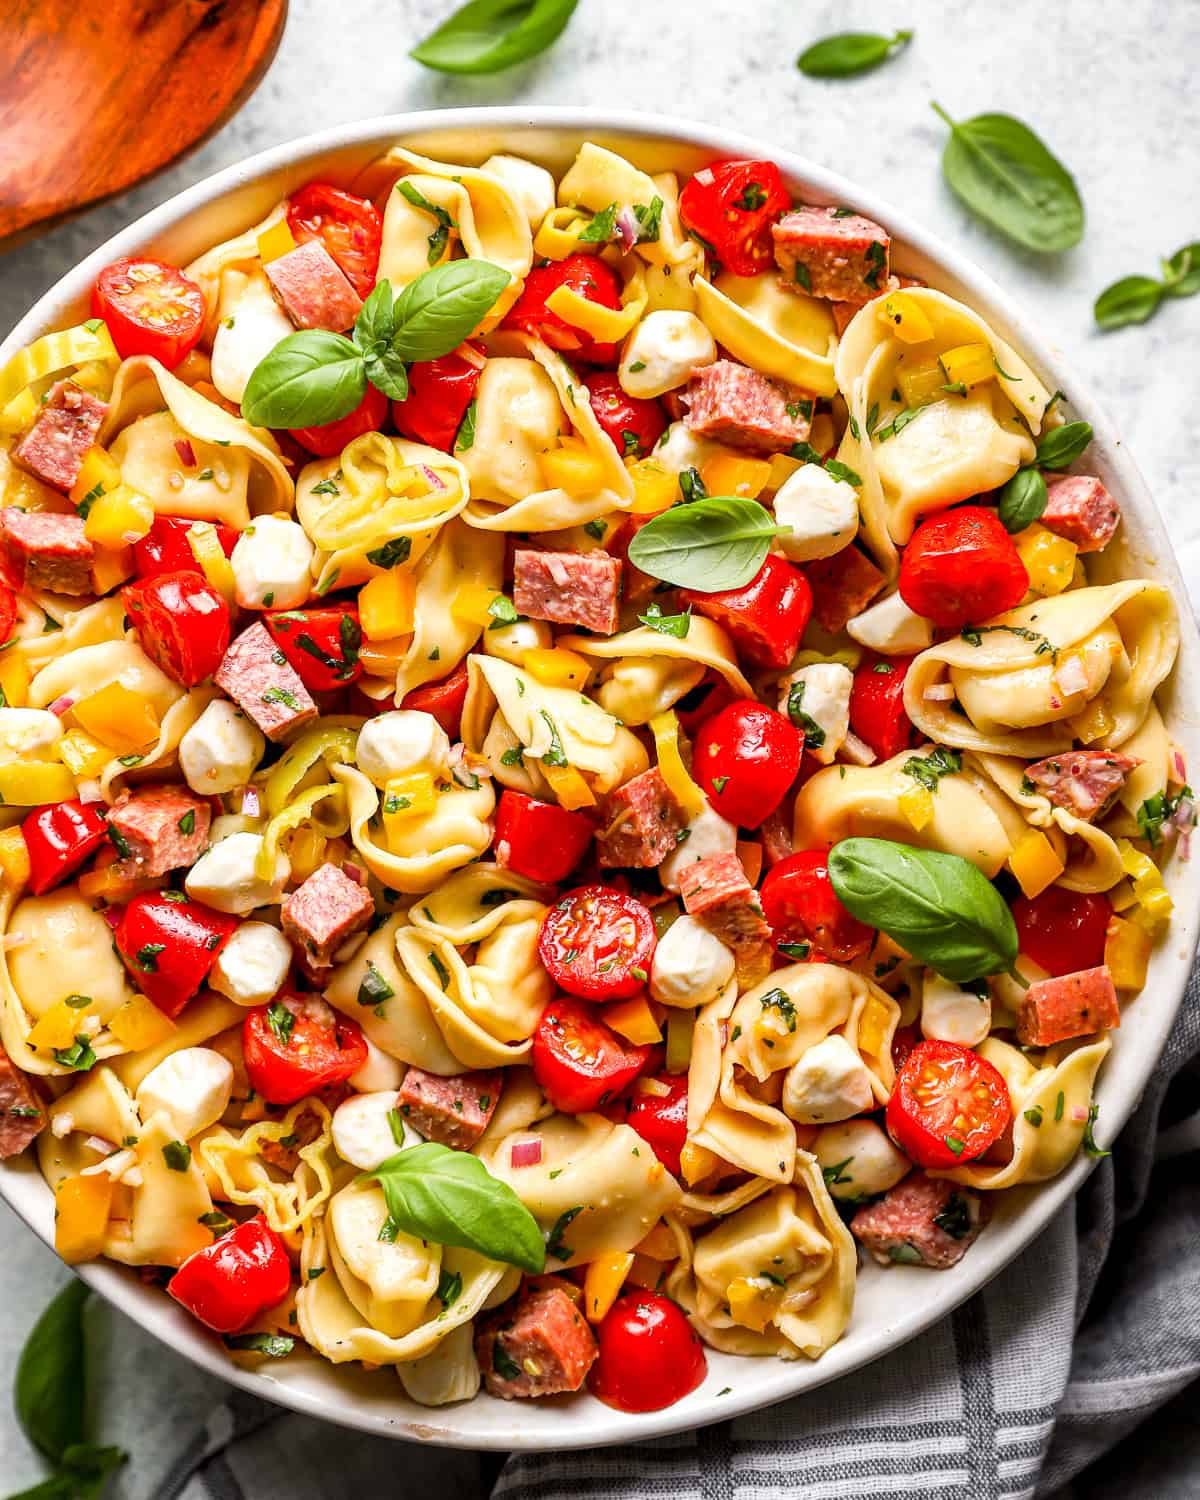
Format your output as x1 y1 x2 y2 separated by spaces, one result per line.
12 380 107 493
596 768 686 869
108 785 211 877
513 548 623 636
678 850 773 982
265 240 363 333
772 207 891 305
395 1066 501 1150
1023 750 1140 821
477 1286 598 1399
1016 965 1121 1047
804 546 886 634
0 1043 44 1159
850 1172 989 1269
281 862 375 970
214 622 318 740
0 508 96 595
683 360 814 454
1041 475 1121 554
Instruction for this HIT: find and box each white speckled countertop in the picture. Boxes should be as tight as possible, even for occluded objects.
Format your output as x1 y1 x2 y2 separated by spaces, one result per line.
1 0 1197 1491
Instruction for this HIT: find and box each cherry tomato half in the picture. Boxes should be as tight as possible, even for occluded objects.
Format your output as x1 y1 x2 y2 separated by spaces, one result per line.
133 515 239 581
392 347 483 452
494 790 594 886
502 254 624 363
678 159 790 277
291 382 387 458
760 850 874 962
243 997 368 1107
538 886 656 1002
122 570 231 688
1013 886 1112 978
287 182 383 299
92 258 206 369
265 605 363 692
682 552 811 670
606 1072 688 1177
532 996 654 1113
399 660 470 738
115 892 237 1018
693 698 802 829
887 1038 1012 1169
898 506 1029 628
583 372 667 459
589 1291 707 1413
848 654 918 762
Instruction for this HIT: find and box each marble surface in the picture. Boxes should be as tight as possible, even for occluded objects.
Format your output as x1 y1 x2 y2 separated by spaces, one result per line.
1 0 1198 1491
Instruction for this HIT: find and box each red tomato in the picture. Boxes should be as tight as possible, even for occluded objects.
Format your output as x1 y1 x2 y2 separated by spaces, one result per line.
502 254 624 363
583 372 667 458
673 671 736 736
899 506 1030 628
265 605 362 692
532 996 654 1113
693 699 802 829
0 583 16 646
760 850 873 962
91 258 206 369
169 1216 292 1335
848 654 918 761
399 660 470 738
392 347 483 452
494 790 594 885
538 886 656 1002
287 182 383 299
133 516 239 581
243 998 368 1107
589 1290 707 1413
887 1039 1012 1169
290 382 387 457
891 1024 920 1072
678 159 791 276
23 800 108 895
122 570 231 688
115 892 237 1018
1013 887 1112 978
682 553 811 670
606 1073 688 1177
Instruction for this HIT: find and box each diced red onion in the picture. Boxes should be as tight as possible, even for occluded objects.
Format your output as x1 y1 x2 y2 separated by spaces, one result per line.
923 683 956 701
174 438 197 468
48 693 77 717
85 1134 117 1157
1052 655 1088 697
694 167 714 186
510 1139 543 1168
77 779 103 804
1172 748 1188 784
420 465 446 492
840 731 877 767
614 207 640 253
240 786 261 817
1071 1106 1088 1124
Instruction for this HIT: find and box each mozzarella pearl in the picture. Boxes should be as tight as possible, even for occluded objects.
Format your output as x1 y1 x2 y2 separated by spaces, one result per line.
777 662 852 766
773 465 860 563
920 970 992 1047
650 914 736 1008
135 1048 234 1141
659 805 739 893
179 700 266 796
355 710 451 788
210 272 295 405
782 1035 875 1124
332 1091 421 1171
210 921 292 1006
230 515 314 611
847 590 935 655
184 831 288 915
619 311 717 400
812 1119 910 1199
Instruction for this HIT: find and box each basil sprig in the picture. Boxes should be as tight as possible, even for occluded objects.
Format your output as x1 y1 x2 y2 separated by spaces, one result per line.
996 420 1094 533
797 29 913 78
931 103 1084 253
627 495 782 592
828 836 1019 983
1094 243 1200 331
242 260 509 429
359 1141 545 1274
410 0 578 74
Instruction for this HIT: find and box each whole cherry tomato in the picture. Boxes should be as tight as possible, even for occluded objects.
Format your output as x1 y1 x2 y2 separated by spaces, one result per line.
133 515 239 580
760 850 874 961
887 1038 1012 1169
287 182 383 299
606 1072 688 1177
682 552 812 669
23 800 108 895
169 1215 292 1334
502 254 624 363
678 159 791 276
848 654 918 761
392 347 483 452
265 605 362 692
291 382 387 457
898 506 1029 628
531 996 654 1113
92 258 205 369
589 1290 707 1412
399 660 470 738
243 996 368 1107
538 886 657 1002
692 699 802 829
1012 886 1112 978
122 570 231 688
583 372 667 458
494 790 594 886
115 892 237 1018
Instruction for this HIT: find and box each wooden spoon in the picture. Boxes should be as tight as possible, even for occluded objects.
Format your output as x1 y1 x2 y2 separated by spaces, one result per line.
0 0 288 246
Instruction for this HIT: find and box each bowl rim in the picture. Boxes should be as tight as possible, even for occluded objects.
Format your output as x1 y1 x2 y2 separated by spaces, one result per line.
2 105 1197 1454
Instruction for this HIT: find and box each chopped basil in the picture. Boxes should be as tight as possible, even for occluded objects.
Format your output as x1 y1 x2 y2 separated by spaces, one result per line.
1082 1103 1110 1158
397 181 458 265
437 1268 463 1308
266 1000 295 1047
932 1191 973 1239
52 1037 97 1072
778 941 811 960
678 466 707 504
637 601 691 638
357 960 395 1007
223 1333 295 1358
786 680 826 749
901 746 962 791
487 593 520 629
177 809 196 835
538 710 568 767
366 536 411 569
428 951 451 990
135 942 166 972
821 1156 854 1186
545 1205 583 1261
162 1141 192 1172
760 988 798 1033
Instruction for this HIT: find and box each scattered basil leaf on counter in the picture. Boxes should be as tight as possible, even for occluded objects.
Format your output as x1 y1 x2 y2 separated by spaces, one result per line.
241 330 366 429
410 0 578 74
1035 420 1093 470
797 29 913 78
996 465 1048 532
1094 244 1200 330
627 495 781 592
930 103 1084 253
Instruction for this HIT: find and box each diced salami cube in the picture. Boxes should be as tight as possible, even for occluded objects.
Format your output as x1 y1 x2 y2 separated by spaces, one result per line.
265 240 364 333
1040 475 1121 554
1023 750 1140 822
804 545 885 634
513 548 623 636
0 508 95 596
215 622 318 740
281 862 375 969
597 768 686 869
396 1066 502 1150
683 361 814 455
851 1172 989 1269
0 1043 45 1159
678 850 772 983
477 1286 598 1399
108 785 211 878
1016 965 1120 1048
12 381 108 493
773 207 891 306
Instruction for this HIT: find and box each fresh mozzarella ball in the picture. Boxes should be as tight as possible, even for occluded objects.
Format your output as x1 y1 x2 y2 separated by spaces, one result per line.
0 709 63 760
348 1034 406 1093
211 271 295 405
777 662 852 766
920 970 992 1047
179 700 266 796
847 590 935 655
773 464 860 563
355 710 451 788
651 420 723 477
483 617 553 667
812 1118 910 1200
481 154 556 231
135 1048 234 1141
331 1091 421 1171
650 914 735 1008
185 831 287 915
231 515 314 611
210 921 292 1005
619 311 717 400
783 1035 875 1124
659 805 738 893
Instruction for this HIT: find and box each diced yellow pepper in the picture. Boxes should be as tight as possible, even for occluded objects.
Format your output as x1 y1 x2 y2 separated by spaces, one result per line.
767 453 803 491
359 569 416 640
899 783 934 831
583 1251 635 1323
0 652 30 709
679 1140 721 1187
604 994 662 1047
285 827 328 881
1117 839 1158 883
0 826 30 892
90 546 133 596
55 1172 113 1264
879 293 935 344
539 438 607 497
625 1253 664 1290
1016 524 1077 597
1070 697 1115 746
451 583 511 628
186 521 237 605
737 839 763 887
857 993 893 1064
664 1008 695 1075
0 760 77 806
541 761 596 811
1107 878 1137 913
701 453 773 500
1009 829 1065 899
28 998 95 1053
544 284 638 343
649 710 706 818
69 360 115 400
939 342 995 389
68 446 122 512
84 485 155 548
0 387 39 439
56 728 112 779
257 219 298 264
78 860 157 903
809 413 835 456
108 994 177 1052
627 458 677 515
357 636 413 679
382 774 436 843
1130 884 1173 936
634 1220 678 1261
523 647 591 691
727 1277 782 1334
533 206 596 260
896 358 946 407
74 683 160 755
1104 915 1152 989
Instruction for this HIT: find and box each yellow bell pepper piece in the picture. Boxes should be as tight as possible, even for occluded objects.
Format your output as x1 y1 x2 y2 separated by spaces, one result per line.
0 321 119 416
809 413 835 455
1009 829 1065 899
1104 915 1152 989
28 998 96 1053
879 293 935 344
257 219 298 264
523 647 591 691
701 453 773 500
285 826 328 881
1107 878 1137 914
604 995 662 1047
0 826 30 892
383 772 436 829
539 438 607 497
74 683 160 755
584 1252 635 1323
634 1219 679 1261
56 728 112 779
359 570 416 640
664 1008 695 1075
1130 885 1173 936
939 342 995 388
186 521 237 605
896 357 946 408
357 636 412 679
55 1172 113 1264
0 760 77 806
0 652 30 709
1016 525 1077 597
1070 698 1115 746
648 710 706 819
451 583 512 628
91 546 133 596
69 446 123 512
627 459 677 515
108 994 177 1052
767 453 803 491
0 387 38 439
857 993 893 1063
679 1140 721 1187
626 1253 665 1290
898 783 934 832
84 485 155 548
540 761 596 811
728 1277 782 1334
533 206 596 260
544 284 639 343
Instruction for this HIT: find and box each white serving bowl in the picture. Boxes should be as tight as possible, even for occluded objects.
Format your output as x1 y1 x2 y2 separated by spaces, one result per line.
2 108 1196 1453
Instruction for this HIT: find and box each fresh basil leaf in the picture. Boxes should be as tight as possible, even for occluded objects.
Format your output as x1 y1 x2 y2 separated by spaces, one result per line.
1164 242 1200 298
353 279 396 351
15 1281 89 1463
359 1141 545 1273
637 602 691 638
242 330 366 429
931 103 1084 253
626 495 780 592
410 0 577 74
996 465 1047 532
365 536 411 570
1093 274 1163 331
396 184 456 265
60 1441 128 1500
797 28 912 78
577 202 618 244
1035 420 1092 471
454 397 477 453
363 345 410 403
390 260 512 363
223 1332 296 1357
828 836 1019 983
